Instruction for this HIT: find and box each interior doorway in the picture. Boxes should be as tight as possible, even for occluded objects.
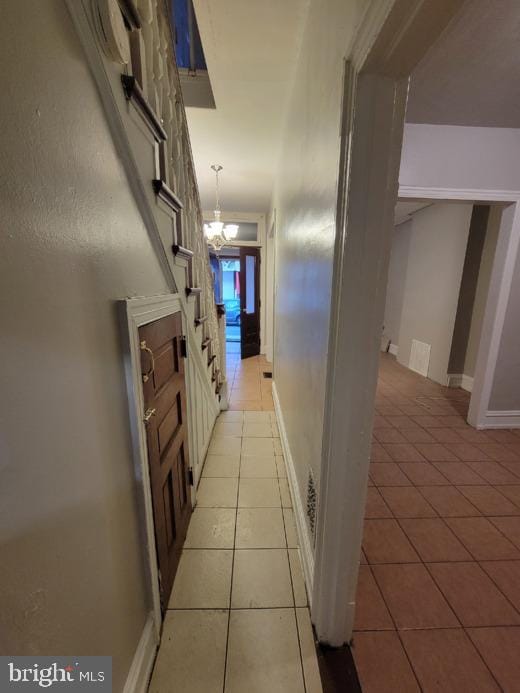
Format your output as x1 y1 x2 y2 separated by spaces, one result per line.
382 200 501 415
213 245 261 359
239 246 261 358
318 0 520 653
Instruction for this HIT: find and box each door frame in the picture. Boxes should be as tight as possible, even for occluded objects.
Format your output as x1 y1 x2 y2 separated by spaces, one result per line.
239 246 262 359
313 0 467 646
397 190 520 430
121 293 191 640
218 251 241 345
265 208 277 365
203 211 267 354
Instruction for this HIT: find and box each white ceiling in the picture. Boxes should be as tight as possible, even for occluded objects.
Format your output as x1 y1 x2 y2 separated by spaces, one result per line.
187 0 309 213
187 0 520 214
407 0 520 128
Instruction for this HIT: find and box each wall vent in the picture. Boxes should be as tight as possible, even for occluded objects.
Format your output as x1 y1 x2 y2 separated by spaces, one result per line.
306 470 317 540
409 339 431 377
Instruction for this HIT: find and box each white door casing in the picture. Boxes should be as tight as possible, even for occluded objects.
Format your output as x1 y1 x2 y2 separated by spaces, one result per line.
313 0 468 646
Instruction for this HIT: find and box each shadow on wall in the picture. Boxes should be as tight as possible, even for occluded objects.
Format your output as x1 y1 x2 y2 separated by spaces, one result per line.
0 494 148 690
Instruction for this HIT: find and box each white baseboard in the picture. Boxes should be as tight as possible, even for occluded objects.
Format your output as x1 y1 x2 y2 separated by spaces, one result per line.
461 375 474 393
479 410 520 429
388 343 399 357
123 613 159 693
219 379 229 411
446 373 474 393
447 374 462 388
195 411 218 491
272 382 315 602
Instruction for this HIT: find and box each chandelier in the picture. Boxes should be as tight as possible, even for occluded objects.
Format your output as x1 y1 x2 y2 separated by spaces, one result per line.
203 165 239 252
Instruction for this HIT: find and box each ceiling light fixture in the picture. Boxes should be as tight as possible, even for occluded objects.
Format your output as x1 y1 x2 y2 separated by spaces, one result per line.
204 165 239 252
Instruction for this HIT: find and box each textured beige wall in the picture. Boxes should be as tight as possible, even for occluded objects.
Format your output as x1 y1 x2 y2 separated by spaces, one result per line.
0 2 171 689
271 0 364 534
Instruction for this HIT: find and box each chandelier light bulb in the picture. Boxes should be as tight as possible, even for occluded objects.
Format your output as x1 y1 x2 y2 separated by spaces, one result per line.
224 224 239 240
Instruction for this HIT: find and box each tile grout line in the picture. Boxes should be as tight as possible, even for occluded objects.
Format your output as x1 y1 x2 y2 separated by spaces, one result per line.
280 473 308 693
365 485 520 565
364 511 520 520
362 558 520 565
360 563 423 691
213 412 305 689
221 423 242 693
353 623 520 633
423 558 520 628
168 605 314 612
395 514 478 563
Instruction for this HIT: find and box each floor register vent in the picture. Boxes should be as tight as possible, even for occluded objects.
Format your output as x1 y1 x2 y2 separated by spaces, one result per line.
306 470 317 540
409 339 431 378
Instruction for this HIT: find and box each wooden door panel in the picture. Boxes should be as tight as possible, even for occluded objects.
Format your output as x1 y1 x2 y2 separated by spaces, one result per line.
240 247 261 359
162 471 177 549
140 314 184 361
157 392 182 456
158 428 184 483
139 311 191 610
152 342 178 391
174 446 189 519
154 376 182 416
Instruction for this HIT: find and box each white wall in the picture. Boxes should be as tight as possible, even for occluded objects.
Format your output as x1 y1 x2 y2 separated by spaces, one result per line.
397 203 473 385
384 204 500 390
383 221 412 350
399 123 520 423
271 0 365 544
400 124 520 192
0 2 171 688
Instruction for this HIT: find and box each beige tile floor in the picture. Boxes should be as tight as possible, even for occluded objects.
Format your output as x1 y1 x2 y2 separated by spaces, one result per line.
149 362 322 692
226 347 275 411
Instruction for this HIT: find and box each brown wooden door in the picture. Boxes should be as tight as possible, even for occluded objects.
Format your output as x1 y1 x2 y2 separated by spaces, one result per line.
139 312 191 610
240 247 261 359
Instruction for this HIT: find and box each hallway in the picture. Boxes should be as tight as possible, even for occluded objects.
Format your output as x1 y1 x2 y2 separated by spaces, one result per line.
226 346 275 411
6 1 520 689
149 357 321 693
354 355 520 691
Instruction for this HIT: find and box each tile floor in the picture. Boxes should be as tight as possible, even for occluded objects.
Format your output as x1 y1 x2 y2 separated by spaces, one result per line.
353 354 520 692
149 355 322 693
226 343 275 411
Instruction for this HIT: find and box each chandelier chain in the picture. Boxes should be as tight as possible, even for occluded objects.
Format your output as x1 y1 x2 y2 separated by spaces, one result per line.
211 164 223 215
